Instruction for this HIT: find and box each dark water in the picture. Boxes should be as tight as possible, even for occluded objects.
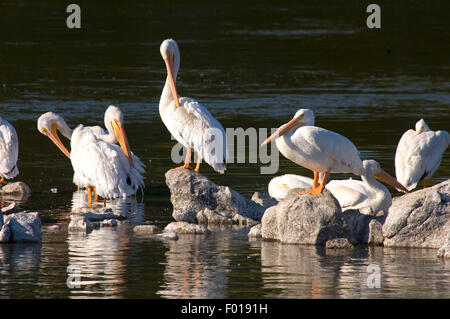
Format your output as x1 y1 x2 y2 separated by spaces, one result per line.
0 1 449 298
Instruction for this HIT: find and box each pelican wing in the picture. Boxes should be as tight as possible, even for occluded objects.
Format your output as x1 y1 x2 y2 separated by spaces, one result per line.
167 97 227 173
326 179 369 209
268 174 314 200
71 128 135 199
300 126 363 174
0 120 19 179
395 129 450 190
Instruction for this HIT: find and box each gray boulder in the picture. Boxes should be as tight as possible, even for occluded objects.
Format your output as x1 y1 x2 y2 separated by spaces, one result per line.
325 238 354 249
163 221 210 235
68 210 126 233
248 224 262 238
0 182 32 200
165 169 265 225
260 188 348 245
341 209 385 245
383 180 450 248
133 224 161 235
2 212 41 242
251 192 278 210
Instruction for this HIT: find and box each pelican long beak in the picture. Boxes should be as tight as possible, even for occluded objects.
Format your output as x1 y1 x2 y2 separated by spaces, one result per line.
111 119 134 167
44 124 71 159
164 56 180 107
261 117 303 147
374 169 409 193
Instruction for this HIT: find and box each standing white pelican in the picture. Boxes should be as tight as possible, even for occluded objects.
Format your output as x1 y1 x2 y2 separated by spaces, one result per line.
37 106 145 206
261 109 364 195
326 160 408 215
0 116 19 183
395 119 449 191
159 39 227 173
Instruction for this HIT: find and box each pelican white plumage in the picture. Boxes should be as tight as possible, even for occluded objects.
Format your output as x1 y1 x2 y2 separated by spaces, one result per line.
395 119 449 191
37 106 145 206
0 116 19 183
261 109 364 195
268 174 315 200
326 160 408 215
159 39 227 174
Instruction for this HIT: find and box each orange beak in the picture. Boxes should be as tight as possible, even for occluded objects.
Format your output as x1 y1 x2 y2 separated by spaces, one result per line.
111 120 134 167
261 116 302 147
44 124 71 159
164 56 180 107
374 169 409 193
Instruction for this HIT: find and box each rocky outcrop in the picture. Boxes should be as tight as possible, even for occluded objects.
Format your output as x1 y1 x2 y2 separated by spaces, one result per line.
0 212 41 242
260 188 349 245
68 209 127 233
0 182 32 201
165 169 265 226
163 221 210 235
341 210 385 245
383 180 450 248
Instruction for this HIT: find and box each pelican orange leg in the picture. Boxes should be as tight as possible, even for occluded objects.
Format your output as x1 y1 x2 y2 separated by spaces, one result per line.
194 155 202 173
299 171 329 195
172 148 193 170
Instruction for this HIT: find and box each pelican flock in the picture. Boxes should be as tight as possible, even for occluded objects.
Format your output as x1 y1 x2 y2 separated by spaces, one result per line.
1 38 445 215
37 105 145 206
395 119 449 191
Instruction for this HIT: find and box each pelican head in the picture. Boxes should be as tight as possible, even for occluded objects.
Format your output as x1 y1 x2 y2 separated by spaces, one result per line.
160 38 181 107
415 119 430 134
261 109 315 146
104 105 134 167
37 112 72 158
364 160 409 193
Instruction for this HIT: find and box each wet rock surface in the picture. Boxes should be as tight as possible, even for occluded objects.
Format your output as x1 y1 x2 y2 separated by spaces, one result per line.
383 180 450 248
68 209 127 233
0 211 41 242
165 169 265 226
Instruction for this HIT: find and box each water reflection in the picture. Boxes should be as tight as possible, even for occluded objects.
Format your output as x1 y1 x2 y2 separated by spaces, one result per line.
157 233 230 299
66 191 145 298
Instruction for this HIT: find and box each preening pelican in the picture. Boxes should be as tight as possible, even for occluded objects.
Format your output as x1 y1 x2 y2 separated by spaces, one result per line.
37 106 145 206
261 109 364 194
0 116 19 183
326 160 408 215
159 39 227 174
395 119 449 191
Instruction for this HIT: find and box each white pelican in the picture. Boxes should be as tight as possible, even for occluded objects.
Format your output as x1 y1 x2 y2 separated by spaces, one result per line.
159 39 227 173
268 174 315 200
395 119 449 191
0 116 19 184
261 109 364 195
326 160 408 215
37 106 145 206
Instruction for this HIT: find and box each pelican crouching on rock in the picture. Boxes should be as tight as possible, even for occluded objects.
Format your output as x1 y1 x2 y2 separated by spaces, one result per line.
159 38 227 174
261 109 364 195
395 119 449 191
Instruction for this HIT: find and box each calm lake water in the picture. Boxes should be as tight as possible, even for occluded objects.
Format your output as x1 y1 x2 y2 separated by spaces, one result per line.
0 0 449 298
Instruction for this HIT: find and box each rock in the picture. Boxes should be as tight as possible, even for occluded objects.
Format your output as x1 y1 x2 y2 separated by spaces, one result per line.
325 238 353 249
165 169 265 225
383 180 450 248
0 223 11 242
68 210 127 232
437 238 450 258
133 224 161 235
261 188 348 245
163 221 210 235
0 182 32 200
368 220 384 246
1 202 19 214
68 215 94 232
2 212 41 242
341 209 385 245
251 192 278 210
155 232 179 241
248 224 262 238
